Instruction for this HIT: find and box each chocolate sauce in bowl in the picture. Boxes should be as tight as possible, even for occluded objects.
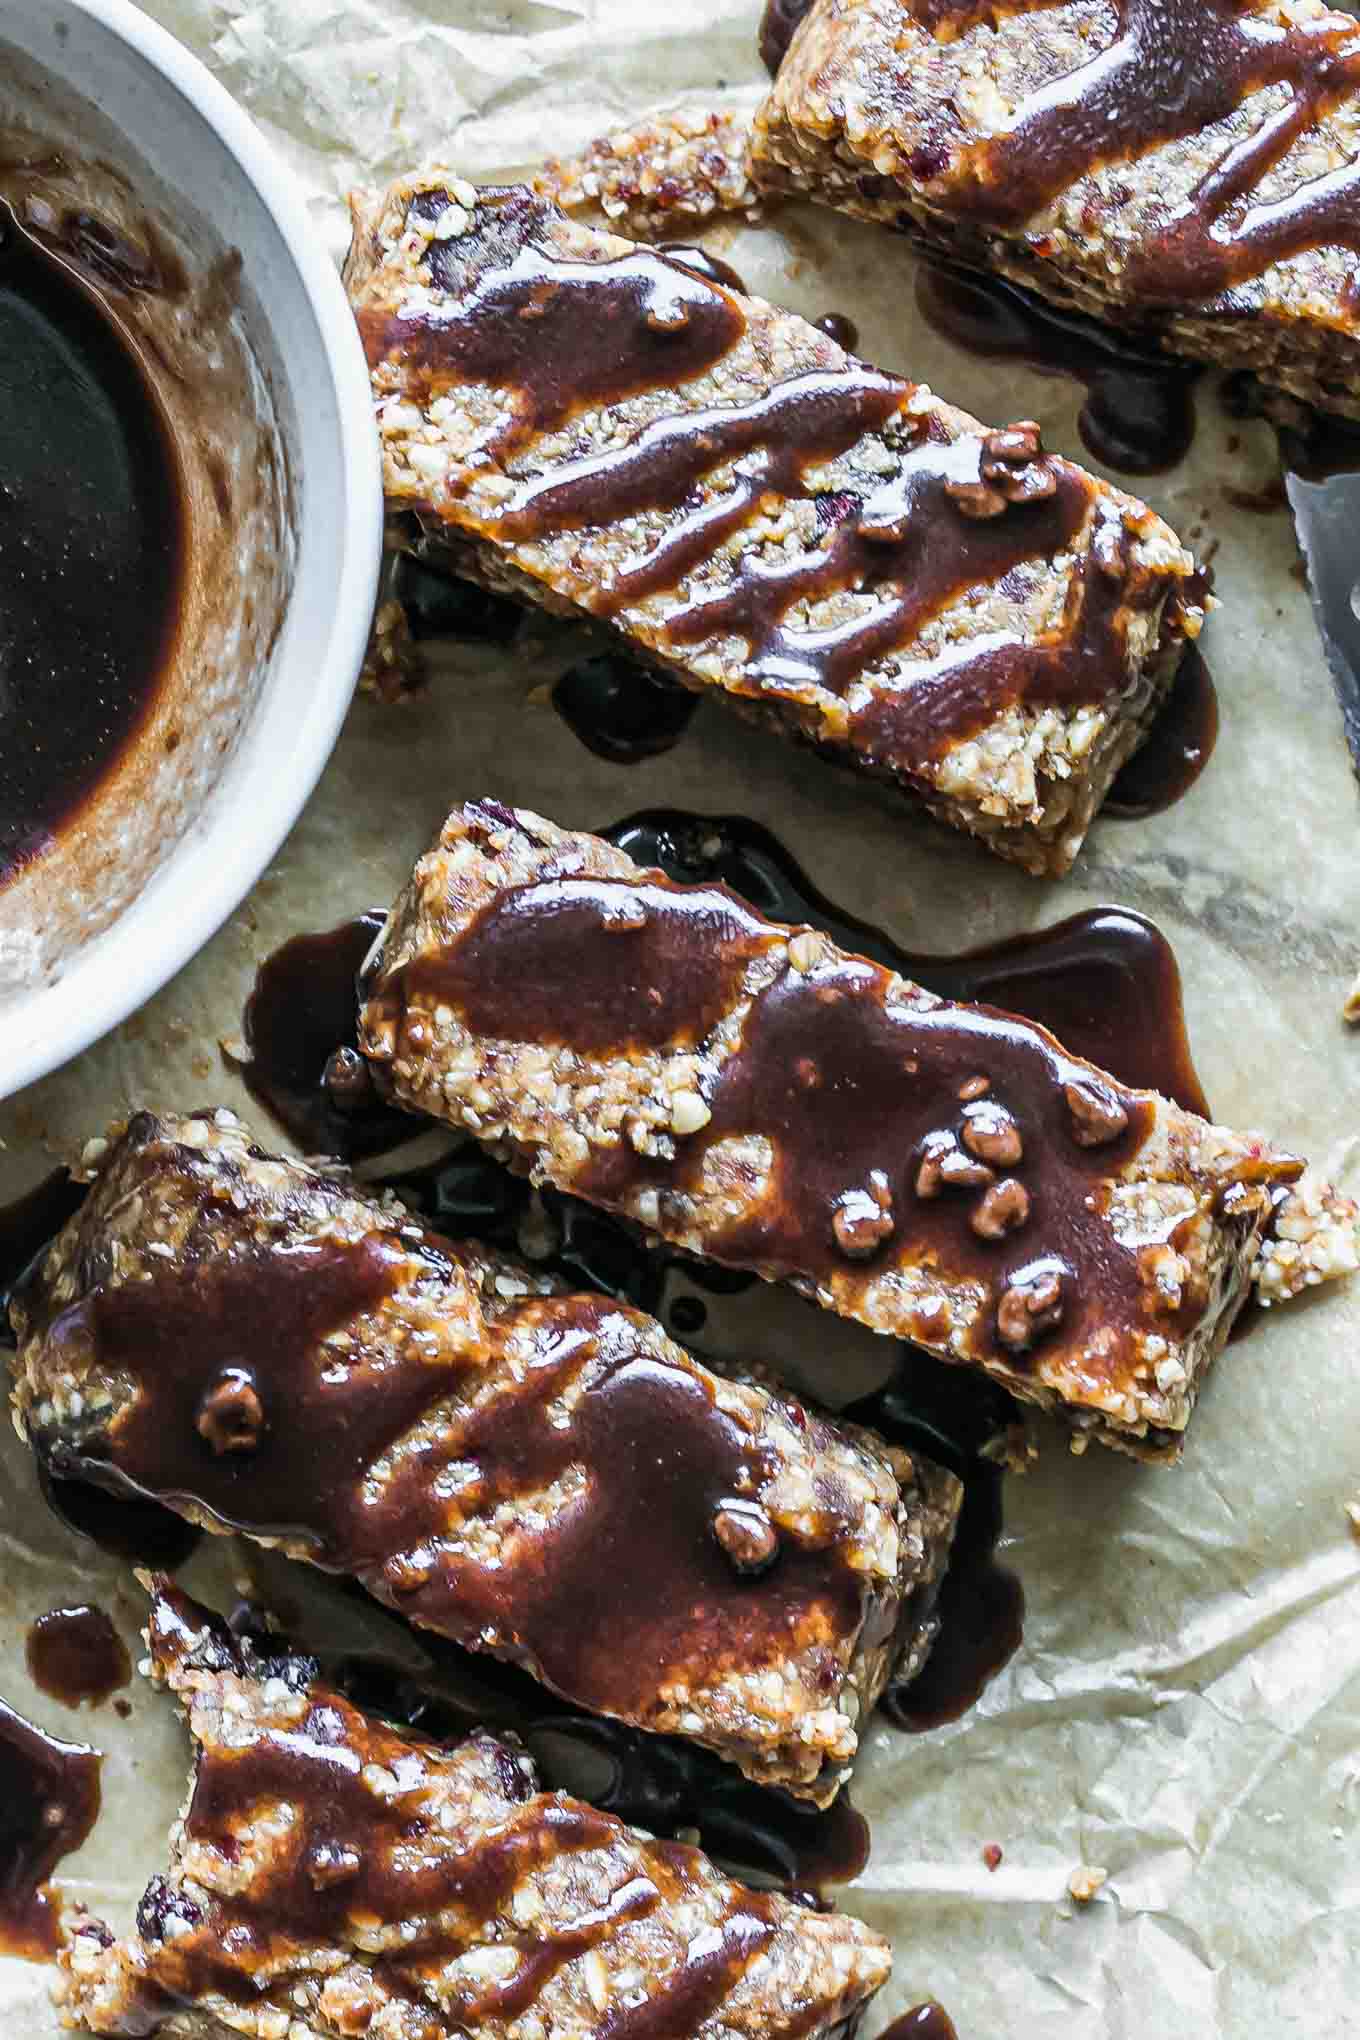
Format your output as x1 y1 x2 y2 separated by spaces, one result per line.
0 1699 100 1960
915 259 1200 478
0 202 185 886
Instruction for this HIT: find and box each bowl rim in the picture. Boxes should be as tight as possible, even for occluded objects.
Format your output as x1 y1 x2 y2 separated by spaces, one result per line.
3 0 383 1102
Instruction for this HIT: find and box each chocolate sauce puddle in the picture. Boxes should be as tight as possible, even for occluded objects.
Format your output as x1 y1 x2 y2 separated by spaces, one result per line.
26 1604 131 1709
1106 646 1218 819
916 258 1200 478
0 1699 100 1960
760 0 815 74
877 2007 960 2040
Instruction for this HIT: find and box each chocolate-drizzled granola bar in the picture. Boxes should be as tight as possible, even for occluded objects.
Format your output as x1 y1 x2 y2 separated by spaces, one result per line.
751 0 1360 413
345 171 1206 877
9 1109 959 1806
56 1584 892 2038
358 801 1358 1461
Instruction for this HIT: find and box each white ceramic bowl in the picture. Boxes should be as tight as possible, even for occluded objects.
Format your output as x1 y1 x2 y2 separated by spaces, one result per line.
0 0 382 1100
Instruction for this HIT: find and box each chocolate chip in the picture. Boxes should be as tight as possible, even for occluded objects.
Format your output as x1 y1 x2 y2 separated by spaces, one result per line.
1063 1079 1130 1147
996 1267 1065 1351
971 1178 1031 1240
962 1101 1024 1166
831 1174 894 1258
713 1500 778 1573
195 1368 264 1455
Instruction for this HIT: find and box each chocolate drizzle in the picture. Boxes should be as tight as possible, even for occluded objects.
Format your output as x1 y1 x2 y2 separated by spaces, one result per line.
360 189 1165 771
411 861 1176 1381
26 1604 131 1709
915 0 1360 303
0 1699 100 1960
36 1182 874 1748
916 258 1200 477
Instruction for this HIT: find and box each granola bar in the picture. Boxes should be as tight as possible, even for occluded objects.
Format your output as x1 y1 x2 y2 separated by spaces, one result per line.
531 108 763 241
9 1109 960 1806
56 1583 892 2039
750 0 1360 415
345 171 1207 877
357 800 1348 1461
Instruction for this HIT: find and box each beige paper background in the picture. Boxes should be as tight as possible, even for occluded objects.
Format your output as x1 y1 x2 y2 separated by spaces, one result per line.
4 3 1360 2033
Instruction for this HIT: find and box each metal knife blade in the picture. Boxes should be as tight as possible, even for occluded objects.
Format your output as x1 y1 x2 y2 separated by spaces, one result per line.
1285 465 1360 775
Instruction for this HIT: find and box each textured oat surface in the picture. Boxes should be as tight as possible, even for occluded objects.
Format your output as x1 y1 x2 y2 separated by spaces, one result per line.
751 0 1360 412
359 802 1358 1458
346 172 1206 877
56 1585 892 2039
10 1108 960 1805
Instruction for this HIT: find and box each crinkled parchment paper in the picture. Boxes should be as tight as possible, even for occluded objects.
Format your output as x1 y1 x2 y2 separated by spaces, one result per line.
3 4 1360 2034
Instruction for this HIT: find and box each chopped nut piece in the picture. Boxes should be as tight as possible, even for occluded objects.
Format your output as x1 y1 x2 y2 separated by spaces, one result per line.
712 1500 779 1572
1064 1079 1130 1147
832 1175 895 1258
1346 1499 1360 1540
1068 1864 1109 1904
996 1267 1065 1351
958 1075 991 1101
982 1843 1004 1872
1344 972 1360 1025
195 1369 264 1455
961 1101 1024 1166
971 1178 1031 1240
670 1090 712 1136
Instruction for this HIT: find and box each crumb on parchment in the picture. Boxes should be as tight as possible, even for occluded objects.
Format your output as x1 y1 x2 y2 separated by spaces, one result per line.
1068 1865 1109 1904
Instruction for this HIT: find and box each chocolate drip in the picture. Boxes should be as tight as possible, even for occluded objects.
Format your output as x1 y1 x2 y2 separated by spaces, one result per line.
0 201 184 887
916 258 1200 477
877 2008 960 2040
760 0 816 74
36 1459 202 1571
552 652 701 763
26 1604 131 1709
234 911 413 1159
1107 645 1219 819
659 242 750 295
1 1168 86 1340
814 311 860 352
916 0 1360 302
360 197 1151 756
603 810 1211 1115
0 1699 100 1960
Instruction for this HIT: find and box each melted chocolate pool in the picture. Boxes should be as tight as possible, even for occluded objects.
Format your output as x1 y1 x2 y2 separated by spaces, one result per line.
916 259 1200 478
26 1605 131 1710
0 1699 100 1960
0 203 184 886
